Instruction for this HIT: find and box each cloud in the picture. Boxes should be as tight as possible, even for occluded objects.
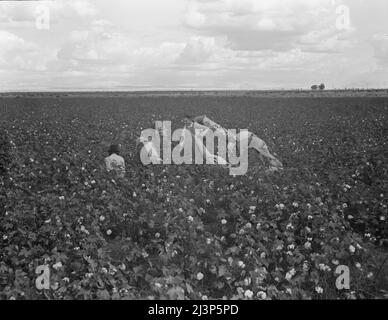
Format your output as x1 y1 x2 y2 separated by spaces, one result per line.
54 21 185 74
70 0 98 17
0 0 98 28
0 30 46 70
176 36 220 64
370 34 388 67
183 0 348 52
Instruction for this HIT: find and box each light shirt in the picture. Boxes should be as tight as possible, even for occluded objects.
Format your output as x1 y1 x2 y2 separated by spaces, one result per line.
105 153 125 178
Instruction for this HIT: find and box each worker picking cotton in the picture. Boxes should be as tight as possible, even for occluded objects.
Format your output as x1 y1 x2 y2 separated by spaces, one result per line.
105 144 126 178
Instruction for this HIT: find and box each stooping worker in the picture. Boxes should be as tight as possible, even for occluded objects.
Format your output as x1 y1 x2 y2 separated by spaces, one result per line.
184 114 283 172
105 144 126 178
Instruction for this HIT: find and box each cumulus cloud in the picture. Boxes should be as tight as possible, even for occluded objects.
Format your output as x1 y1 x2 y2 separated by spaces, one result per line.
176 37 220 64
0 0 387 90
0 31 47 71
183 0 348 52
53 21 185 74
370 34 388 67
0 0 97 28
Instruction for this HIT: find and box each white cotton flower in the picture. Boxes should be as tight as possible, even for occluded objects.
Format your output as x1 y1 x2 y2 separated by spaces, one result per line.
188 216 194 222
244 290 254 299
237 261 245 268
304 242 312 250
106 229 112 235
286 288 292 295
80 225 89 235
349 245 356 253
276 244 284 251
257 291 267 300
221 219 227 225
318 264 331 272
315 286 323 294
99 216 105 222
53 262 63 270
244 278 251 286
285 268 296 281
196 272 204 281
332 260 339 266
355 262 362 269
292 202 299 208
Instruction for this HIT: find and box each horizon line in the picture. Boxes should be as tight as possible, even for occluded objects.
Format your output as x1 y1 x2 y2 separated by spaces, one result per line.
1 88 388 94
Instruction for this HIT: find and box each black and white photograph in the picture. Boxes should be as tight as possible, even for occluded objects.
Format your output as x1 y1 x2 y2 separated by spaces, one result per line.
0 0 387 306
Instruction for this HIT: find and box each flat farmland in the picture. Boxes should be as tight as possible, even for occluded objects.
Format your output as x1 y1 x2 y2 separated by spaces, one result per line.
0 93 387 300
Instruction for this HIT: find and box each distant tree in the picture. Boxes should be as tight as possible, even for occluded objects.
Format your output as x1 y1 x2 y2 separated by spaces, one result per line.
311 85 318 90
319 83 325 90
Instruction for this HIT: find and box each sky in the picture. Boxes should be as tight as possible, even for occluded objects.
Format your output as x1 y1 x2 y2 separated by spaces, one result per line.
0 0 387 91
